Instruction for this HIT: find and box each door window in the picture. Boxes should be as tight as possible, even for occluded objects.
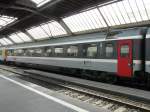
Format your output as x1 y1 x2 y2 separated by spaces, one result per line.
120 45 129 57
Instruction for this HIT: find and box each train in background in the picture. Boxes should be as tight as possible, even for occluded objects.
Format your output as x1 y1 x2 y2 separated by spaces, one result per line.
0 49 7 64
0 27 150 87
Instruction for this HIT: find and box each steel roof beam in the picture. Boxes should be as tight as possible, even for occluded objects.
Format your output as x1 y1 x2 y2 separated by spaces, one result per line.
0 0 64 33
5 35 16 44
57 19 73 36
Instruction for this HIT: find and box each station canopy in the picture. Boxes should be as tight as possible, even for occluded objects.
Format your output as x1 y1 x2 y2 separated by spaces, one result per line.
0 0 150 46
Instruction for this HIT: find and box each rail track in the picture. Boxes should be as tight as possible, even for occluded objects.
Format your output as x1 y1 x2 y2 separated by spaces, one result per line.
0 65 150 112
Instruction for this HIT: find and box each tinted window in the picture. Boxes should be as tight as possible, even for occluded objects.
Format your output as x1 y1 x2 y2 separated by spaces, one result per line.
34 48 43 57
55 47 63 56
67 46 78 57
14 49 24 56
121 45 129 57
87 45 97 58
45 48 52 57
106 44 114 57
26 49 35 56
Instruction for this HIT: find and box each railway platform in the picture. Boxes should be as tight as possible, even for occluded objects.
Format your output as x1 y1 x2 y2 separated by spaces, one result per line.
24 70 150 103
0 73 110 112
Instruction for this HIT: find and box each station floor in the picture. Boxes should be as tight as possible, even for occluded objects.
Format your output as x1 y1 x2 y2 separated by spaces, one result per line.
0 72 110 112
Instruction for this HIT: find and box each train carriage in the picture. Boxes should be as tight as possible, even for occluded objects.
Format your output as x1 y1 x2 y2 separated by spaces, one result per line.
0 48 7 64
3 27 150 86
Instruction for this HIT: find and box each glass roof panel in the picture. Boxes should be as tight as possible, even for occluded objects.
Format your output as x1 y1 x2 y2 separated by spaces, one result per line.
100 6 117 26
111 3 125 24
116 1 131 24
0 39 9 45
142 0 150 19
63 8 107 33
136 0 149 20
16 32 32 42
31 0 52 7
122 0 136 23
0 15 17 28
129 0 142 22
41 21 67 37
3 38 13 45
97 0 150 27
9 34 24 43
27 26 49 40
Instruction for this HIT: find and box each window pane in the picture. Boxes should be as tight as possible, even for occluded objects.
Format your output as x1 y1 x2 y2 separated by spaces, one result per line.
3 38 13 45
16 32 32 42
67 46 78 56
122 0 136 23
129 0 142 21
97 0 150 26
106 44 114 57
14 49 24 56
87 45 97 57
9 34 24 43
63 8 107 33
41 21 67 37
55 48 63 56
0 39 9 45
45 48 52 57
26 49 35 56
55 48 63 53
27 26 49 40
27 21 66 39
100 6 116 26
34 48 43 57
111 3 126 24
135 0 148 21
116 1 131 23
143 0 150 18
121 45 129 57
0 38 13 45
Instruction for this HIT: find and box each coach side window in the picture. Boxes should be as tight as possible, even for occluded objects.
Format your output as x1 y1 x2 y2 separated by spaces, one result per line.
27 49 34 56
87 44 97 58
45 48 52 57
34 48 43 57
121 45 129 57
55 47 63 57
14 49 24 56
67 46 78 57
106 44 114 58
